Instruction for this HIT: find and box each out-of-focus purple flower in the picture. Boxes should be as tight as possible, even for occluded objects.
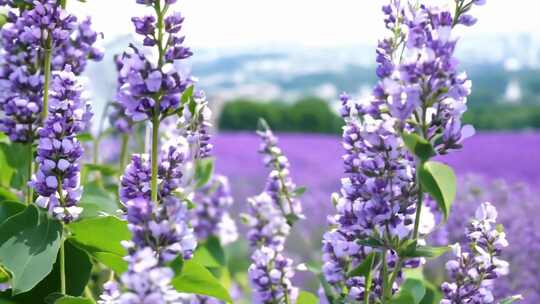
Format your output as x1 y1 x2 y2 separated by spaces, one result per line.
29 67 91 222
191 175 238 244
440 202 518 304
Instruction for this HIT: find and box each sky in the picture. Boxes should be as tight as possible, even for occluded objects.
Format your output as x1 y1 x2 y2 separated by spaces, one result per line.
69 0 540 49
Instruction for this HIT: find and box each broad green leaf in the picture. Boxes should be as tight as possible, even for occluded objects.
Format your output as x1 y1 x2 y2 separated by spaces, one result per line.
171 260 232 303
192 236 226 268
1 236 92 303
0 143 30 190
0 201 25 223
68 216 130 256
53 296 93 304
419 161 456 220
0 205 62 295
0 190 18 205
91 252 127 274
0 148 14 187
195 158 214 188
79 182 119 219
419 280 442 304
402 132 435 161
391 278 425 304
0 14 8 28
347 252 377 277
297 291 318 304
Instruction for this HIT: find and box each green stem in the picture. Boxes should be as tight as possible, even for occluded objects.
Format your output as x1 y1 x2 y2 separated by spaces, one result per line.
25 140 33 205
413 161 424 240
364 254 375 304
119 134 129 172
84 286 94 301
381 250 390 303
150 114 160 203
60 240 66 294
41 35 53 122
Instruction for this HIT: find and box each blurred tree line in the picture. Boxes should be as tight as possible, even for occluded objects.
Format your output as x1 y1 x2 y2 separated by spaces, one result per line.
218 98 540 133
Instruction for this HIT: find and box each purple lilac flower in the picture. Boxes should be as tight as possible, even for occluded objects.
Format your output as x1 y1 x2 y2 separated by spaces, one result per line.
116 0 193 123
109 55 134 133
440 202 518 304
191 175 238 245
0 1 103 142
29 68 92 222
244 127 303 303
248 246 298 304
257 123 304 220
101 145 197 303
321 1 484 301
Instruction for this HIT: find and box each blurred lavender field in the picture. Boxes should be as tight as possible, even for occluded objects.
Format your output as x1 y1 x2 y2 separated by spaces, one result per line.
213 131 540 301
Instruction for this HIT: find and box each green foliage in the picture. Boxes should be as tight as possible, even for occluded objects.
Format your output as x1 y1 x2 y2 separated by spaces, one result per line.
0 201 25 223
195 158 214 188
67 216 130 274
391 279 426 304
192 236 226 268
463 104 540 130
78 182 119 219
0 142 30 189
347 252 377 277
171 260 232 303
52 296 93 304
219 97 343 134
419 161 456 221
0 205 62 295
402 133 435 162
297 291 318 304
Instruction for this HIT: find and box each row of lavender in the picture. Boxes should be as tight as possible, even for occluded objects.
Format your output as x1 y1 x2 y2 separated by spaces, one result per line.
0 0 530 304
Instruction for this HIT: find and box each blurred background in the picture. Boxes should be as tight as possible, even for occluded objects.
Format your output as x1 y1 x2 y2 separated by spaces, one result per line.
72 0 540 302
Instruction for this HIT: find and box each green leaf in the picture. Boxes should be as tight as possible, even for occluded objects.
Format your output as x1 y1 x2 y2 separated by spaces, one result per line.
78 182 119 219
0 143 30 190
181 85 194 104
0 190 18 204
0 205 63 295
419 161 456 220
407 246 450 259
192 236 226 268
0 201 25 223
0 14 8 28
347 252 377 277
292 186 307 197
68 216 130 256
91 252 127 274
297 291 318 304
419 280 442 304
54 296 93 304
357 237 384 248
75 133 93 142
195 158 214 188
402 133 435 161
391 278 426 304
171 260 232 303
0 148 14 187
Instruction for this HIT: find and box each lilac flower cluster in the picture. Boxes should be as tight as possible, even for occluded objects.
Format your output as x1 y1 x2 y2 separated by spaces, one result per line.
321 0 485 301
429 176 538 303
178 91 213 159
29 68 92 222
374 0 481 153
440 202 517 303
0 0 102 142
257 125 303 219
116 0 193 123
100 145 197 303
109 55 135 133
191 175 238 245
243 127 303 304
